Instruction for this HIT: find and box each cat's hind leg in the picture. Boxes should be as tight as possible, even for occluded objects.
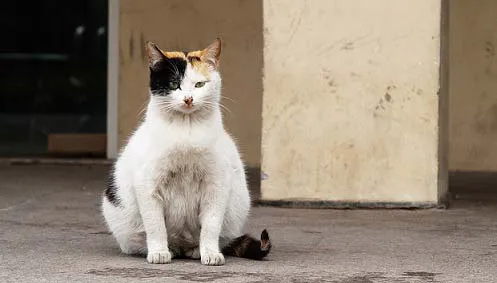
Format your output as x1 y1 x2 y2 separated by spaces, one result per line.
102 197 147 255
184 247 201 259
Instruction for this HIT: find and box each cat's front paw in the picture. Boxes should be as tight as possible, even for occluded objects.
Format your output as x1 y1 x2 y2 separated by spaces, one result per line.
201 251 225 266
147 250 172 264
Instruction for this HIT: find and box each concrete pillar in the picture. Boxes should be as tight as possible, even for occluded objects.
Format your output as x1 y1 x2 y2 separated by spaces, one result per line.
261 0 448 206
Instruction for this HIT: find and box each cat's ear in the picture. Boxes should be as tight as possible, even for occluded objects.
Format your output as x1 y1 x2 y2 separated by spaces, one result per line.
145 41 165 70
201 38 221 69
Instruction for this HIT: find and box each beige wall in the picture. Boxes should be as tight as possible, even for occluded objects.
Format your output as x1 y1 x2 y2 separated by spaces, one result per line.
261 0 446 202
118 0 263 166
449 0 497 172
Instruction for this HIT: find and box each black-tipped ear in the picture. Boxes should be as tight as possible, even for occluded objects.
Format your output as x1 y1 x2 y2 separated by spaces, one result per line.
145 41 165 70
201 38 221 69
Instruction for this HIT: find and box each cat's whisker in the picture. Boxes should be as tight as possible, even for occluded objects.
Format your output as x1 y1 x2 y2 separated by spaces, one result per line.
153 101 177 114
203 101 232 116
221 95 236 103
210 102 233 115
219 103 233 116
158 105 176 114
137 100 149 118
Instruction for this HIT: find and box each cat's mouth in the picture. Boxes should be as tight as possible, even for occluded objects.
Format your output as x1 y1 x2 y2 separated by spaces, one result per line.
178 103 197 114
183 104 194 109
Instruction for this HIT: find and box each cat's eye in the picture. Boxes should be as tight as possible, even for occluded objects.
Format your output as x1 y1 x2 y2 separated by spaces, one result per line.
195 81 206 88
169 81 179 90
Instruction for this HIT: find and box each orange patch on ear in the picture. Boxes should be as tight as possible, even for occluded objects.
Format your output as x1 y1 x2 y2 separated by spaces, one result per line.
186 38 222 77
188 50 203 58
187 51 211 78
162 51 186 59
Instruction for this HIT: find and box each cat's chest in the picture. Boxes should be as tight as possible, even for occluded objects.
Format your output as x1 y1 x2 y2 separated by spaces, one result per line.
165 145 212 172
157 152 205 245
158 146 211 195
153 132 214 200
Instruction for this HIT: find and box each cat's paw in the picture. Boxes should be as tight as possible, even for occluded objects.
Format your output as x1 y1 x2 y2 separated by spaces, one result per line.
201 251 225 266
147 250 172 264
185 247 201 259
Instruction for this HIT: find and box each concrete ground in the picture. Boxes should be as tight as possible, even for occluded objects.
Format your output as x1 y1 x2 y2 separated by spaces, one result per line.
1 164 496 283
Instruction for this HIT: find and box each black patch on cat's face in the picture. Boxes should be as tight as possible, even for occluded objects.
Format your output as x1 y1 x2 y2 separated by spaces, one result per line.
105 173 121 207
149 57 187 96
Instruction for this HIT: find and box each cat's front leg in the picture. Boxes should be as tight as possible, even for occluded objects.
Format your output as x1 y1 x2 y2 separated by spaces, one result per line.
136 185 171 264
199 182 229 266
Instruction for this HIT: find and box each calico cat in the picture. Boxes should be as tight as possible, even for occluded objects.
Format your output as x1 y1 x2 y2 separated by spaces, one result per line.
101 39 271 265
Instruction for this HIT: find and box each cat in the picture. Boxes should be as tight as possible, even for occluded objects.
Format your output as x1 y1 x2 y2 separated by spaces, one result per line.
101 38 271 266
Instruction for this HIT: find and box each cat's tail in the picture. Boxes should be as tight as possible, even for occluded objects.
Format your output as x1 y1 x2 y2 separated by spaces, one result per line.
221 229 272 260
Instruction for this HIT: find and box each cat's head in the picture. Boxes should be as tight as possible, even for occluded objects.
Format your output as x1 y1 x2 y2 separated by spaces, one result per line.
145 39 222 116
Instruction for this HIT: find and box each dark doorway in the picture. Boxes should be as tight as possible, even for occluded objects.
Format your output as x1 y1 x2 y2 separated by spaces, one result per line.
0 0 108 157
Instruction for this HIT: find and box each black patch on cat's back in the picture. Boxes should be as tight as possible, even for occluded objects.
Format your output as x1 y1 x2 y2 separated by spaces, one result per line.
149 57 187 96
105 173 121 207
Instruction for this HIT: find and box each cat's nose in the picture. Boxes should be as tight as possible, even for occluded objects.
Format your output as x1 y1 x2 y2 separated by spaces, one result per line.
183 96 193 106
